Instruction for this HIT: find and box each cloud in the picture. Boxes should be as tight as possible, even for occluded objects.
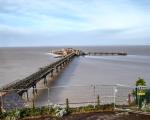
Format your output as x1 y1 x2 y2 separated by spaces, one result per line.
1 0 149 29
0 0 150 46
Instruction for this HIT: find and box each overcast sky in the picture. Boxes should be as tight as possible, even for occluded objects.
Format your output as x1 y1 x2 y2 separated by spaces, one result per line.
0 0 150 47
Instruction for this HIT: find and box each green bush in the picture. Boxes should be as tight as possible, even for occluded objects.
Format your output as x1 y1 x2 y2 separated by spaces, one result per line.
136 77 146 86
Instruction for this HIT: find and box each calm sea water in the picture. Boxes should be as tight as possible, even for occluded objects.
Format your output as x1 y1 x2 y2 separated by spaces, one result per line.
0 46 150 105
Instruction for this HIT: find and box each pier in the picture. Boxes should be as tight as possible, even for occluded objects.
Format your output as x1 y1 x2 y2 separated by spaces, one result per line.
86 52 127 56
0 50 80 98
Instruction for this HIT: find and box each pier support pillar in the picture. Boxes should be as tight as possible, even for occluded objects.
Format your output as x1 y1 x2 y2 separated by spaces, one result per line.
19 93 23 98
35 84 37 94
26 90 29 101
59 65 61 70
50 71 53 78
66 60 69 64
63 62 65 67
32 85 37 96
56 67 59 73
32 86 35 96
63 62 66 65
59 65 62 70
32 88 35 109
44 77 47 86
60 63 64 69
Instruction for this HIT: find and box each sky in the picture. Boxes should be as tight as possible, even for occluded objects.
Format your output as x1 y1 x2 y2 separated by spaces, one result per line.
0 0 150 47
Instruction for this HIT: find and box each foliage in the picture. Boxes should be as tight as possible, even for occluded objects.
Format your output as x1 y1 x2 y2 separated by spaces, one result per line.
70 104 114 113
141 103 150 112
52 104 67 117
132 77 146 97
0 112 7 119
102 104 114 111
133 77 150 109
0 104 115 119
136 77 146 86
0 109 20 120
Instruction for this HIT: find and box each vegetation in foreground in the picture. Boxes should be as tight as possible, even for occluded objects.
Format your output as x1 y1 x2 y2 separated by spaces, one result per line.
133 78 150 109
0 104 115 120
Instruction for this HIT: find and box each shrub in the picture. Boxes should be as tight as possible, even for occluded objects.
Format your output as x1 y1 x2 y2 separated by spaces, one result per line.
136 77 146 86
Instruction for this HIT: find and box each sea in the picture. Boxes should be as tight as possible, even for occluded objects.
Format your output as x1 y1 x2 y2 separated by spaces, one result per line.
0 45 150 106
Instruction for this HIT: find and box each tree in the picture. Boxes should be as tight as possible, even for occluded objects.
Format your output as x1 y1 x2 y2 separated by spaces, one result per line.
136 77 146 86
135 77 146 108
